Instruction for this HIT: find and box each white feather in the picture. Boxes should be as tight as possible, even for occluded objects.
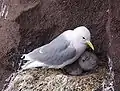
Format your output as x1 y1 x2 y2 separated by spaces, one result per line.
21 61 47 70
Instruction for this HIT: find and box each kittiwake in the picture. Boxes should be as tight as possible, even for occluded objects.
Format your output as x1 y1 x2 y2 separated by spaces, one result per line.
21 26 94 70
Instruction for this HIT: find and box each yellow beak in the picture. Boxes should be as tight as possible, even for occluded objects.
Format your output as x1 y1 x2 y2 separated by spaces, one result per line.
86 41 94 50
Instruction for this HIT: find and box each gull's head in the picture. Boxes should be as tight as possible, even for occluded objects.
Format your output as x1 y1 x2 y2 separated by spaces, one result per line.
73 26 94 50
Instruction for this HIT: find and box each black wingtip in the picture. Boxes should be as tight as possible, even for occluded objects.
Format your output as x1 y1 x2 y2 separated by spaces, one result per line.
20 54 26 60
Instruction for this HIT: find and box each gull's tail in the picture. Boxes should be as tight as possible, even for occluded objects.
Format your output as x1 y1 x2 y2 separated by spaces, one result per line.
21 54 46 70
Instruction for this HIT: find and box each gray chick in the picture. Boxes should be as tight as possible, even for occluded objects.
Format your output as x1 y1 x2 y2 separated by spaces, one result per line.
63 51 98 75
63 60 83 76
79 51 98 71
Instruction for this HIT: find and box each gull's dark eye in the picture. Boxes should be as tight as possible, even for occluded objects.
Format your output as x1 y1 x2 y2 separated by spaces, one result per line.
82 37 85 39
82 59 85 62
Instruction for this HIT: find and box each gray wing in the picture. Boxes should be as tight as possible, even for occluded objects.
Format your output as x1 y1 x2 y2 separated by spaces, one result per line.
27 34 76 65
